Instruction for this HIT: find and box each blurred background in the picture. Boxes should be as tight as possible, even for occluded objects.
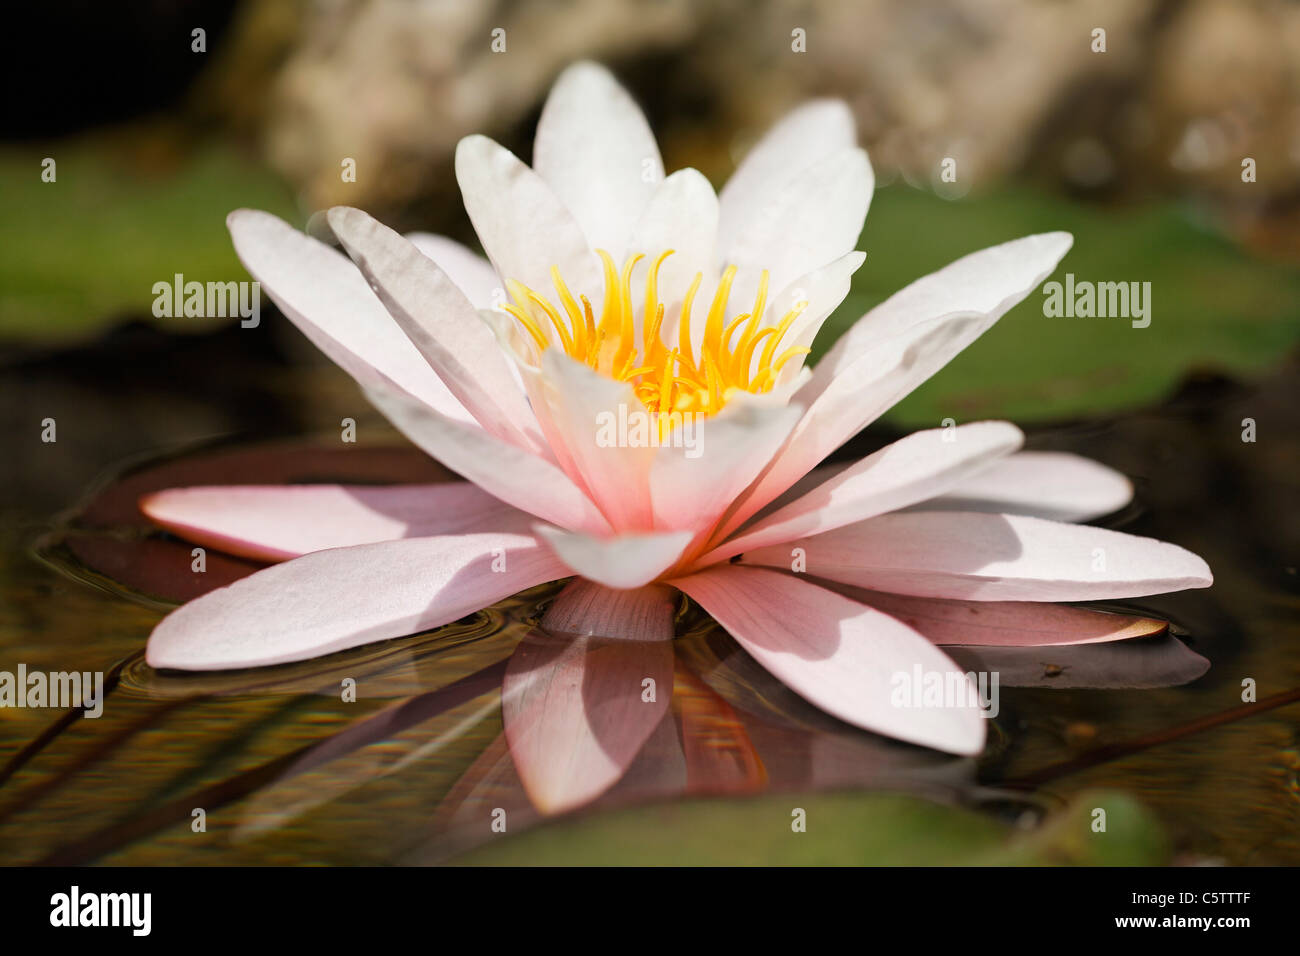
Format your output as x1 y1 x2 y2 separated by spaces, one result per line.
2 0 1299 866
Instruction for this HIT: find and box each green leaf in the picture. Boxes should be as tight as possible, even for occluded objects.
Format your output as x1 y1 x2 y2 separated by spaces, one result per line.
450 789 1167 866
824 185 1300 425
0 141 298 339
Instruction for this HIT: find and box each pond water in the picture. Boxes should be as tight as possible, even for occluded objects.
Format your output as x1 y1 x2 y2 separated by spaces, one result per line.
1 323 1297 865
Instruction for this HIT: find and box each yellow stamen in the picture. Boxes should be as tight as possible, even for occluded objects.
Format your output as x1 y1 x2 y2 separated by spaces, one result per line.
502 250 819 416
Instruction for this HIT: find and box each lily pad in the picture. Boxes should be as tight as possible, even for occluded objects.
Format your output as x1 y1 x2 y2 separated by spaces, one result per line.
830 185 1300 425
450 789 1167 866
0 142 298 339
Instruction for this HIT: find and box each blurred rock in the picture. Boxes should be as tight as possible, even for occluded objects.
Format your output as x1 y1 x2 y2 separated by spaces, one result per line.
261 0 695 226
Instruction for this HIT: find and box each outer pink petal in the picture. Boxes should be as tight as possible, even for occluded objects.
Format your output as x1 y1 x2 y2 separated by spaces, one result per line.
405 232 501 310
741 511 1213 601
913 450 1134 522
147 533 569 671
328 206 545 454
140 483 535 563
504 580 675 813
540 577 679 640
671 566 987 755
831 587 1170 646
534 526 693 590
704 421 1022 564
365 384 610 535
226 209 472 424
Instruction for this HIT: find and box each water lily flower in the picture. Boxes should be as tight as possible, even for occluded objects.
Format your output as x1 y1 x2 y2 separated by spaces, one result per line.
140 63 1212 771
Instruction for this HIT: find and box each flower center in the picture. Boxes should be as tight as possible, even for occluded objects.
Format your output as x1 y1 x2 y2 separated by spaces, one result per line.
503 250 809 417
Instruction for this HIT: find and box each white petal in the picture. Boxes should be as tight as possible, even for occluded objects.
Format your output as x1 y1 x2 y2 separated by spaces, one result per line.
723 147 874 308
719 232 1073 537
366 385 610 535
226 209 472 423
405 232 502 309
455 134 600 305
147 533 568 670
718 99 857 255
769 251 866 383
671 566 986 755
626 168 719 345
741 511 1214 601
329 206 545 453
810 231 1075 398
706 421 1023 563
913 451 1133 522
532 62 663 259
535 526 693 590
717 312 986 539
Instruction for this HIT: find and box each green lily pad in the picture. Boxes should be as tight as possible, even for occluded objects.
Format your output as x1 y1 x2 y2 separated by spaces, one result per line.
833 184 1300 426
450 789 1166 866
0 141 297 339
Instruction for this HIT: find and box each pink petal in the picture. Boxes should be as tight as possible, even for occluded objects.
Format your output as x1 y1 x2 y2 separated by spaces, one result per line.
365 384 610 535
405 232 501 309
328 206 545 453
505 581 675 813
705 421 1023 564
532 62 662 259
831 587 1169 646
226 209 472 424
540 578 679 640
534 350 655 530
650 394 803 536
140 483 535 563
741 511 1213 601
671 566 987 755
147 533 567 671
913 450 1133 522
534 527 693 590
